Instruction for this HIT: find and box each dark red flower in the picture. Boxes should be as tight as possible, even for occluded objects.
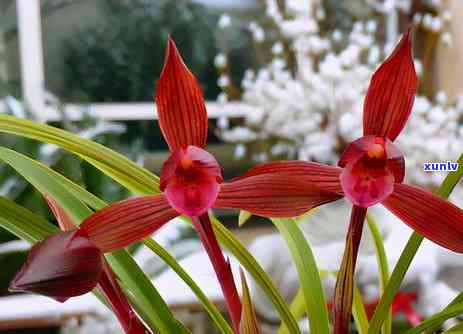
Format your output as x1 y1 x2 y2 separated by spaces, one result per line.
9 229 103 303
10 197 145 334
236 29 463 333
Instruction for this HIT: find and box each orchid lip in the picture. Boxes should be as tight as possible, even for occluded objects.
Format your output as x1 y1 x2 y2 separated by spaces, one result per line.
339 136 404 207
160 145 223 216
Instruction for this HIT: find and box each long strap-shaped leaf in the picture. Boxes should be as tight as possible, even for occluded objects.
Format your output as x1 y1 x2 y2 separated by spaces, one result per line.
368 153 463 334
0 115 157 194
271 218 330 334
0 147 188 334
403 303 463 334
366 214 391 334
0 117 300 333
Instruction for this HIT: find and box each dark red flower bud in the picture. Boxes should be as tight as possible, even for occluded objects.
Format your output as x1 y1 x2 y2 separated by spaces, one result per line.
9 230 103 302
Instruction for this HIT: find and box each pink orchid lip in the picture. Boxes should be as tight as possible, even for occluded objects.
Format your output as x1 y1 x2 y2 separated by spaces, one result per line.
160 145 223 216
339 136 404 208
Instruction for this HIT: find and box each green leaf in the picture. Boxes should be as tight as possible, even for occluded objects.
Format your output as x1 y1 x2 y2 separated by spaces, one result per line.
143 237 233 334
0 147 188 334
271 218 330 334
352 283 369 334
0 115 158 194
0 196 59 242
403 303 463 334
210 216 301 334
368 153 463 334
366 214 391 334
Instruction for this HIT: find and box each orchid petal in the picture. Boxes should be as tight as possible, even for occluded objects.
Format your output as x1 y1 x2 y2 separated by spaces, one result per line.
156 37 208 150
10 230 103 302
239 160 343 195
382 183 463 253
80 195 178 252
363 29 418 141
215 173 342 217
333 206 367 334
45 195 76 231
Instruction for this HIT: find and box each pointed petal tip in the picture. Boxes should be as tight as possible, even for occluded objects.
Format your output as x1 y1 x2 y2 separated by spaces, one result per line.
156 36 208 150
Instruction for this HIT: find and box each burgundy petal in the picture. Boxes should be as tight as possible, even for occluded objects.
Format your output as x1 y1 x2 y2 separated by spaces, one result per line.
80 195 178 252
215 173 342 217
161 146 223 216
238 160 343 195
10 230 103 302
363 29 418 141
333 206 367 334
193 214 241 332
382 183 463 253
156 37 208 151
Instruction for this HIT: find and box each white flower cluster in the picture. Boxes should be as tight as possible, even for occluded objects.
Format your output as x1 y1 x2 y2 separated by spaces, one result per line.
217 0 463 202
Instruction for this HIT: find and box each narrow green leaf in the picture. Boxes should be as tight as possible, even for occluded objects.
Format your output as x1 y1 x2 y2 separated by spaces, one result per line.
0 196 59 242
353 283 369 334
425 292 463 333
271 218 330 334
403 303 463 334
366 214 391 334
210 216 301 334
143 238 234 334
0 115 158 194
368 153 463 334
0 147 188 334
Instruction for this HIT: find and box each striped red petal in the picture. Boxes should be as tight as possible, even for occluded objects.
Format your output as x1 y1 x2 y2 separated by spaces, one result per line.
333 206 367 334
10 230 103 302
155 37 208 151
382 183 463 253
363 29 418 141
80 195 178 252
215 173 342 217
238 160 343 195
45 195 76 231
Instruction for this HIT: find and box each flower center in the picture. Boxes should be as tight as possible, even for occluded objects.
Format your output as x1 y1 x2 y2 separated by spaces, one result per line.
338 136 404 208
160 145 223 216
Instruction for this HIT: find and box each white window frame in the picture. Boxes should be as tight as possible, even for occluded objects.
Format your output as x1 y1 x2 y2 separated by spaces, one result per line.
15 0 248 122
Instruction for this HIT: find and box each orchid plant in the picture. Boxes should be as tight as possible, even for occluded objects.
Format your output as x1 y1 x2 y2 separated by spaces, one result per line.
1 31 463 334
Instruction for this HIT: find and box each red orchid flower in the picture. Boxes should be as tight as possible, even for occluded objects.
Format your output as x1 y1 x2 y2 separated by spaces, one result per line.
237 29 463 333
10 197 145 334
10 37 341 333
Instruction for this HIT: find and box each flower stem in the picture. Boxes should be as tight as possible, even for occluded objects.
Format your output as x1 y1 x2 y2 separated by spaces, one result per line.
193 214 242 333
334 205 367 334
99 261 146 334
